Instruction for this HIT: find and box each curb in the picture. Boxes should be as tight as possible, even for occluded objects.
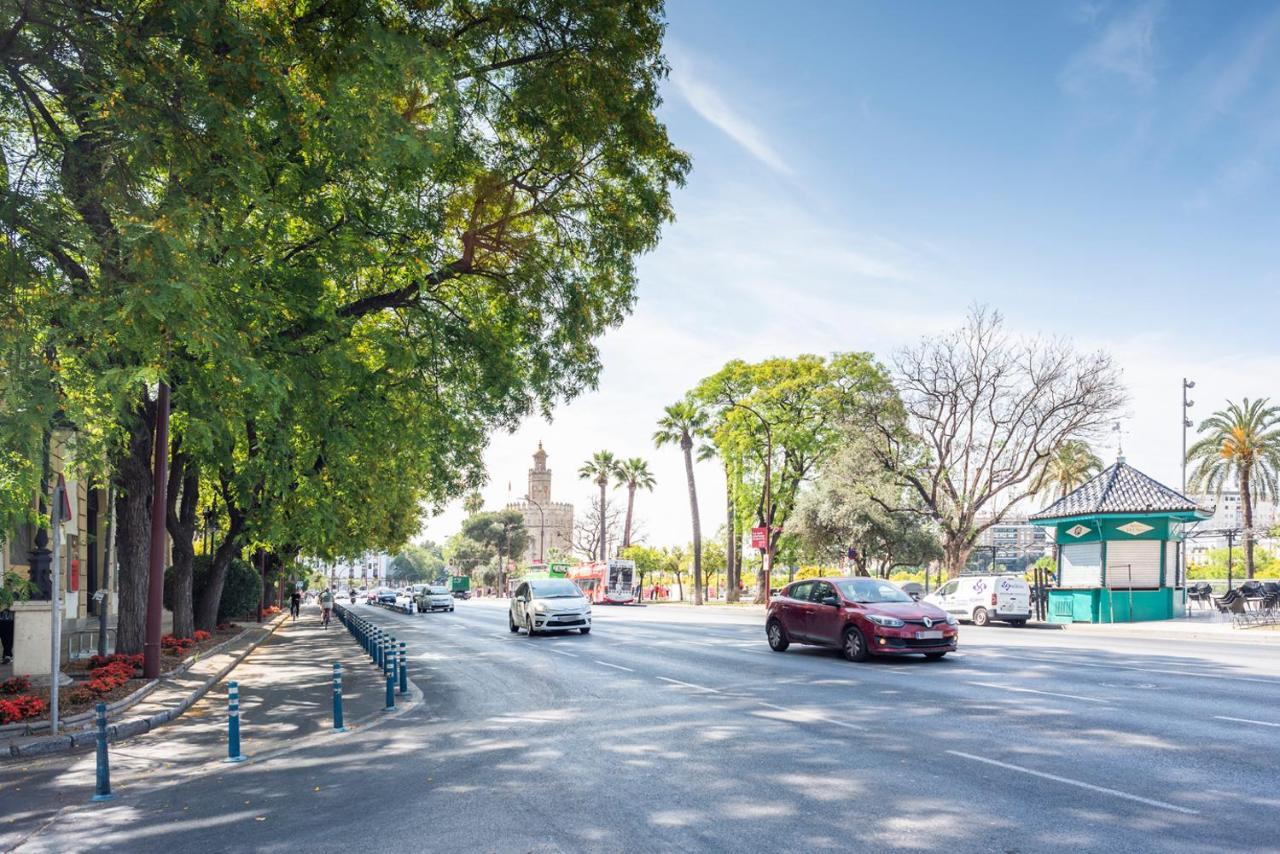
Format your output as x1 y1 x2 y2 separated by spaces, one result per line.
3 615 288 760
1059 624 1280 646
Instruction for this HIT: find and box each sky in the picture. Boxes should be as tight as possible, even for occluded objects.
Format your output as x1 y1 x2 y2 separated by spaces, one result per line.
419 0 1280 551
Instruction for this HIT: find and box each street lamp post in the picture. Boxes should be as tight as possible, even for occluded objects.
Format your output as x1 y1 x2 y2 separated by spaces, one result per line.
1180 378 1195 593
724 401 773 604
524 494 545 564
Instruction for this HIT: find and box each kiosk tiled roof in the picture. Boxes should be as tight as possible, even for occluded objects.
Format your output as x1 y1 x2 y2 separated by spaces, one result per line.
1030 459 1210 521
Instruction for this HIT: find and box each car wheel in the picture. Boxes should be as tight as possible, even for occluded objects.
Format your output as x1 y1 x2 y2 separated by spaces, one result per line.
842 626 869 662
527 615 537 636
972 607 990 627
580 627 591 635
924 652 947 659
766 619 790 652
508 612 519 633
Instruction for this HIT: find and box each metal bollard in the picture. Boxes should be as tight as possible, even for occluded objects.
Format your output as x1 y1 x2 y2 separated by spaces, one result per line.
384 637 395 678
375 632 384 668
92 702 114 802
226 681 246 762
398 641 407 695
384 671 395 711
332 662 347 733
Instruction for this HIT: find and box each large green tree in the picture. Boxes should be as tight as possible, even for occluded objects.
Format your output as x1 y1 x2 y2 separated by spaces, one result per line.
1 0 688 646
695 353 894 603
462 510 528 595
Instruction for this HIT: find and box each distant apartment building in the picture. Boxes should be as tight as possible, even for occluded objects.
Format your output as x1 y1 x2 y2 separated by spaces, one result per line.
975 514 1051 553
1185 491 1277 562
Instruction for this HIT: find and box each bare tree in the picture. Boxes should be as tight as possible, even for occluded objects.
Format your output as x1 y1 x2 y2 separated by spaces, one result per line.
867 307 1125 577
573 496 625 560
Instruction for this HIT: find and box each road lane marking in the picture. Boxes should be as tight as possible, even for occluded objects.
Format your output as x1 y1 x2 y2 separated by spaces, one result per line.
756 701 863 730
946 751 1199 815
657 676 722 694
1000 654 1280 686
968 682 1108 703
1214 715 1280 728
595 660 635 672
547 649 578 658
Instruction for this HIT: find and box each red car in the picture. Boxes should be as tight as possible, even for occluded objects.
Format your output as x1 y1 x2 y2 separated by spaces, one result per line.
766 577 958 661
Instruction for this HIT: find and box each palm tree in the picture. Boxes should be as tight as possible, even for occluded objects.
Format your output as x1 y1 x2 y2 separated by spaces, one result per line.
1041 440 1103 499
578 451 619 561
1188 398 1280 579
655 401 708 605
614 457 655 550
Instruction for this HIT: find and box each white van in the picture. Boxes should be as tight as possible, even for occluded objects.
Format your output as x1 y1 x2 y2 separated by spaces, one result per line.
924 574 1030 626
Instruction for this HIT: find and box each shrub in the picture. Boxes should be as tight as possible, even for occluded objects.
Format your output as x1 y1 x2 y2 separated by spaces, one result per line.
0 694 46 724
87 653 143 673
66 686 96 705
164 555 261 623
0 675 32 696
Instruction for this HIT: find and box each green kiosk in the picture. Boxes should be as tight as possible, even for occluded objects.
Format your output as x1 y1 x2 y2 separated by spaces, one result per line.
1029 458 1211 623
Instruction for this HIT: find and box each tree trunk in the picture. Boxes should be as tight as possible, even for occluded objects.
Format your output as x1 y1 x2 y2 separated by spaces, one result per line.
943 536 972 579
675 572 683 601
682 438 703 606
598 479 608 561
111 400 155 655
1242 468 1255 579
725 464 738 603
195 504 245 631
623 484 636 549
164 446 199 639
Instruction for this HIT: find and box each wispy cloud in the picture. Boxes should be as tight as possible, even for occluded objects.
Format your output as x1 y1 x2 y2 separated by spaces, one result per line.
1204 7 1280 115
1061 1 1163 94
666 46 794 176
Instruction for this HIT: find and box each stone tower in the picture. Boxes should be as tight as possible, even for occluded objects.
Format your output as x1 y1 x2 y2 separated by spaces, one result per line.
529 442 551 504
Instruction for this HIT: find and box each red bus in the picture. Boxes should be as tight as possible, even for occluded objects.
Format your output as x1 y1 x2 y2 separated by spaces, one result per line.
567 560 637 605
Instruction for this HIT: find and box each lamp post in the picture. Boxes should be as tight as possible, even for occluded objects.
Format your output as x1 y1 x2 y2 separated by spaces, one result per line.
523 494 545 564
1181 379 1195 493
724 401 773 604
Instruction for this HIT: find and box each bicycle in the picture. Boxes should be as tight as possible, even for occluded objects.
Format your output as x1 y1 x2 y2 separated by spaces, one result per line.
321 607 331 629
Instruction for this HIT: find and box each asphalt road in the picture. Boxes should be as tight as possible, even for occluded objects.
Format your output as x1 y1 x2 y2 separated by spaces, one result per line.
14 600 1280 853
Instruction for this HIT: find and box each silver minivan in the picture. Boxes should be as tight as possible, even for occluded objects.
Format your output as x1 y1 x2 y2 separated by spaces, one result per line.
509 579 592 635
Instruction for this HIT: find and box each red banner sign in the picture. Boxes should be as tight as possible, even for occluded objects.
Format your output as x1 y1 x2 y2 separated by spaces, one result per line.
751 527 768 549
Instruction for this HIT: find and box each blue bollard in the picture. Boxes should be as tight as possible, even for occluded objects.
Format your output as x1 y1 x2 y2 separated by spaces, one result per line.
398 641 407 696
375 632 383 668
332 662 347 733
384 637 395 678
384 671 395 711
91 702 114 802
226 681 246 762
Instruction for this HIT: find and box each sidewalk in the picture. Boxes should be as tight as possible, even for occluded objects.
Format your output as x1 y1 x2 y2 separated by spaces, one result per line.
0 606 412 852
1059 612 1280 645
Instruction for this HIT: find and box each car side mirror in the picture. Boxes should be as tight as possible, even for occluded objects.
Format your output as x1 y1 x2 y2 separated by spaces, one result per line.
820 595 840 607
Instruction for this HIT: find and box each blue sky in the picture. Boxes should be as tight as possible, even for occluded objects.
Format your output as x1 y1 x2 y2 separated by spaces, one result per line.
422 1 1280 550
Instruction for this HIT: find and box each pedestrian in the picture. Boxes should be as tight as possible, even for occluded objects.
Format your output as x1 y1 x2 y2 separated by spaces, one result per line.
0 605 13 664
289 588 301 620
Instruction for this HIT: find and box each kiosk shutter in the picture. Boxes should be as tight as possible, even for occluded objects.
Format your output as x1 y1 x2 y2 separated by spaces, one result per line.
1106 540 1161 589
1060 543 1102 587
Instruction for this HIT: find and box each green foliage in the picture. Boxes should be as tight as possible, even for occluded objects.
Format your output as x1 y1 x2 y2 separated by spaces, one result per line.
1188 547 1279 579
164 555 259 621
389 542 446 584
0 570 38 612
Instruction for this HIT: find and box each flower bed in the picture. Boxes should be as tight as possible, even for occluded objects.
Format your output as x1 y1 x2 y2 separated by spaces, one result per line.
0 694 45 725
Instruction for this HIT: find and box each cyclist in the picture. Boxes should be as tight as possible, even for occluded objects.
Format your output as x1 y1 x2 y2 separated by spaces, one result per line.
289 589 302 620
318 587 334 628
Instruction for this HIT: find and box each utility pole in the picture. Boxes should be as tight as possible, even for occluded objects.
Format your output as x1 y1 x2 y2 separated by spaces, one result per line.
143 383 170 680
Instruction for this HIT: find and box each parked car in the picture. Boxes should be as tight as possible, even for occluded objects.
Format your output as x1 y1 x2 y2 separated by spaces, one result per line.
509 578 591 635
923 574 1030 626
415 585 455 613
766 577 957 661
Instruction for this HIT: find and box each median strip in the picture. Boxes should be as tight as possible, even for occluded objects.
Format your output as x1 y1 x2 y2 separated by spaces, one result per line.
946 750 1198 815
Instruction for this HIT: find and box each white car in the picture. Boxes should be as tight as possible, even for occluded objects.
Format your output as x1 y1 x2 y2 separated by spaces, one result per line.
509 578 592 635
924 574 1030 626
415 585 455 613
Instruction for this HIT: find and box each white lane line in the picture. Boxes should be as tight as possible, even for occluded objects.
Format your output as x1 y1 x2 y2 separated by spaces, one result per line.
656 676 722 694
1214 715 1280 728
755 702 862 731
1007 654 1280 686
547 649 578 658
946 751 1199 815
595 660 635 672
968 681 1108 704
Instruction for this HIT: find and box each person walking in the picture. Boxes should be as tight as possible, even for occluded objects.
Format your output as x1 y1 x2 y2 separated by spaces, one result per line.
289 588 302 620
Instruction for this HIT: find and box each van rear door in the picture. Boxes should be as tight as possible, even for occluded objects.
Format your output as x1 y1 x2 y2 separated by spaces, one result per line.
996 576 1029 616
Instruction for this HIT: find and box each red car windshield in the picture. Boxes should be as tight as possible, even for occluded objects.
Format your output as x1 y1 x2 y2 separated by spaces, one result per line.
835 579 913 604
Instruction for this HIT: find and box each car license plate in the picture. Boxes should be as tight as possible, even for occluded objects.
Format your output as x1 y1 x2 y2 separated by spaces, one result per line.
916 630 943 640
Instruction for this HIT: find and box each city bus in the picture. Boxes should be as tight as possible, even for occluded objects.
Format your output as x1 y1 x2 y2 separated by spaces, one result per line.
567 559 637 605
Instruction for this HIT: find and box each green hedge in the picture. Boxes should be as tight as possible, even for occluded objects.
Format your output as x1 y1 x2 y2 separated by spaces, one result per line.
165 555 261 621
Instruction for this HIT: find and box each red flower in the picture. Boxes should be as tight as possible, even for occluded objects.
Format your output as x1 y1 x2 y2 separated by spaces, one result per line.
0 675 32 696
0 694 46 723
